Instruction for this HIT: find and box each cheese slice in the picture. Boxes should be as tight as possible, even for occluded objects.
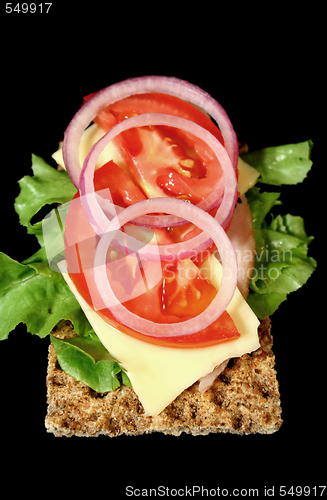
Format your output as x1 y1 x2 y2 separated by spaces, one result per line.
60 254 259 417
52 123 124 171
237 156 260 196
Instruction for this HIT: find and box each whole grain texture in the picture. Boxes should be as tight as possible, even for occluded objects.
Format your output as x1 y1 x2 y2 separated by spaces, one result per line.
45 318 282 437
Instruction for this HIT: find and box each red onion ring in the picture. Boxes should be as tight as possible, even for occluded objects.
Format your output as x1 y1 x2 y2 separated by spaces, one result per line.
79 113 237 260
93 197 237 337
62 75 238 189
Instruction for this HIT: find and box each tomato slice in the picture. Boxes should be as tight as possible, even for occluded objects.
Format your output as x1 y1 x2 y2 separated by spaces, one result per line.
119 126 225 205
92 159 146 207
65 162 240 348
84 92 224 144
84 92 226 205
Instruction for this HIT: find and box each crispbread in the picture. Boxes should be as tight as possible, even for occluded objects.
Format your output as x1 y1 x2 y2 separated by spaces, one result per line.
45 317 282 437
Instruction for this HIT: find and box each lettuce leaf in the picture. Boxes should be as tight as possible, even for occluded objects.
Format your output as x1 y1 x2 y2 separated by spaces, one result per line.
50 334 131 392
1 155 130 392
246 187 317 317
0 251 92 340
241 140 313 186
0 247 131 391
14 154 77 245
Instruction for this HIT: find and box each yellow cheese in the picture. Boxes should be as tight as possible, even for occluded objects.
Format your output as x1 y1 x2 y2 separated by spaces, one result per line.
237 156 260 196
52 123 124 171
60 254 259 417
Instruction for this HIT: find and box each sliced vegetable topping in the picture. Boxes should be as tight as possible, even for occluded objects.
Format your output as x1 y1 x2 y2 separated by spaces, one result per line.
63 76 238 189
59 77 243 348
64 165 239 348
79 112 237 257
93 197 238 339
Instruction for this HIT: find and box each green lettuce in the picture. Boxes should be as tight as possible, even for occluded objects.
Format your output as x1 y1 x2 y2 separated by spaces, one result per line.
245 188 317 318
0 251 92 340
241 140 316 317
50 334 131 392
0 250 131 391
14 154 77 245
0 155 130 392
241 140 313 186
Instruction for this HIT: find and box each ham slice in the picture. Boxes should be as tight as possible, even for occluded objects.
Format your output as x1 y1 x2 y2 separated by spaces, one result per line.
198 358 230 393
198 194 256 393
226 194 256 299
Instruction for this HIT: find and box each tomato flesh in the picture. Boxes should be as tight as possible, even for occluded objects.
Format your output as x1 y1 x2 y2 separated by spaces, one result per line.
85 92 225 205
65 93 240 348
84 92 224 143
92 160 146 207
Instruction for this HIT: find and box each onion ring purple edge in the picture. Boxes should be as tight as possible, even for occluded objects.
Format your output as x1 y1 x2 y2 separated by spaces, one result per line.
93 197 237 337
62 75 238 189
79 113 237 261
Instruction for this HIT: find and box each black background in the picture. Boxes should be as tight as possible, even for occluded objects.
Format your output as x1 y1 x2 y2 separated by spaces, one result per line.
1 8 325 494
